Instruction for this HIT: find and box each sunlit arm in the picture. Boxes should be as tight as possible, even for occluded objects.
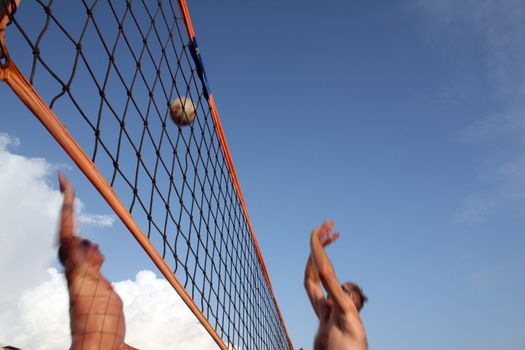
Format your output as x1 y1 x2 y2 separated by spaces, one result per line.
58 172 75 243
304 253 324 318
310 221 352 313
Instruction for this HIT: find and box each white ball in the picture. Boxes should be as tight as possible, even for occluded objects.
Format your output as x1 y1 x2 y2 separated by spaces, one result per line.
169 97 196 126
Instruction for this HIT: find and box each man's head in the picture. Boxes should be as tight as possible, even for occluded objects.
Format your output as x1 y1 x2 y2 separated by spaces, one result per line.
342 282 367 312
58 236 105 270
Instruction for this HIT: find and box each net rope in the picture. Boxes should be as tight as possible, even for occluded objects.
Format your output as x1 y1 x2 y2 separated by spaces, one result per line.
1 1 291 349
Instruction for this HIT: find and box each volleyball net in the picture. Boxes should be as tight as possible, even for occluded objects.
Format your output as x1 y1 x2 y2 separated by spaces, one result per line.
0 1 292 349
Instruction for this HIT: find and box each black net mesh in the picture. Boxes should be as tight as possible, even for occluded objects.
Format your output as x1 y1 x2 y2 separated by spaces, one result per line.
1 1 290 349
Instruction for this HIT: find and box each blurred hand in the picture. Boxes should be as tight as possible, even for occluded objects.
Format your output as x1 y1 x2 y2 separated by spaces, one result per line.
312 220 340 247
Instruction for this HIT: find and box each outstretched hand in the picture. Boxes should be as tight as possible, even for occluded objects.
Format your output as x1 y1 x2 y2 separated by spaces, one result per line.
58 171 75 203
58 172 76 241
312 220 340 247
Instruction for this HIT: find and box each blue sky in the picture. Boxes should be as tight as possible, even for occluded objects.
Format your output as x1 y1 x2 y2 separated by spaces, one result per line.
1 1 524 349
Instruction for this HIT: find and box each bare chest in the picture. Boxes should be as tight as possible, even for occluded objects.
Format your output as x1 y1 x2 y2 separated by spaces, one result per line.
314 312 367 350
69 276 122 311
68 274 125 338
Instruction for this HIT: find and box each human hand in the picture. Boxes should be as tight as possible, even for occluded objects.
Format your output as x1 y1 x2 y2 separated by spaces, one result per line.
58 171 75 205
312 220 340 247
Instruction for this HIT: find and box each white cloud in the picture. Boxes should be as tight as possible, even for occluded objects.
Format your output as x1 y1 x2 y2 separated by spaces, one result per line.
1 269 218 349
0 133 62 308
73 199 116 228
0 134 218 349
0 133 20 148
0 268 71 349
78 212 115 227
115 270 218 350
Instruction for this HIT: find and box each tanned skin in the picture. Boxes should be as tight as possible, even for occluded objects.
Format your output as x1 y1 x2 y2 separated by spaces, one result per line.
304 220 367 350
58 173 137 350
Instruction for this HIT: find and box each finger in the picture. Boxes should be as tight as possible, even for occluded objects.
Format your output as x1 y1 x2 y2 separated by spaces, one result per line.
321 219 334 234
321 232 337 246
313 220 329 236
324 219 335 232
329 231 341 242
327 233 339 244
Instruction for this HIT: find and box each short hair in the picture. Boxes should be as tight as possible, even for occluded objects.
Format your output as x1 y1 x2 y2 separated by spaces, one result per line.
342 282 368 311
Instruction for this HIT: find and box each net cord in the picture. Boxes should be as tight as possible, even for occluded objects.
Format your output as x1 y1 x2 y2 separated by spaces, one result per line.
177 2 294 348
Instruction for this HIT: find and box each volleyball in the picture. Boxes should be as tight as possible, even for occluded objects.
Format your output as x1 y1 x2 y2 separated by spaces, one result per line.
169 97 196 126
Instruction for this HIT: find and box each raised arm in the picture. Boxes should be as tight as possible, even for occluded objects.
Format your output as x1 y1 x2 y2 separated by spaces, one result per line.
58 172 76 243
57 172 81 268
304 253 325 318
305 220 342 317
310 220 354 314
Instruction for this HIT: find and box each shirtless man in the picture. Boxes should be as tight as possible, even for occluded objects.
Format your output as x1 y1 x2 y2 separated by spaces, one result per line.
304 220 368 350
57 173 137 350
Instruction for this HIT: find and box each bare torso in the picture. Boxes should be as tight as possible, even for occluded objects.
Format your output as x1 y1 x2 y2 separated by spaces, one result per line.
314 302 367 350
57 175 133 349
67 264 125 350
